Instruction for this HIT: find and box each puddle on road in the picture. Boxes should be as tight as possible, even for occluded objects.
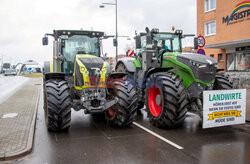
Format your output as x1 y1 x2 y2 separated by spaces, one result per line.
2 113 18 118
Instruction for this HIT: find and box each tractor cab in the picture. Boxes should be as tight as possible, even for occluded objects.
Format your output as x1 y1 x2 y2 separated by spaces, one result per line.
138 31 182 53
43 30 105 74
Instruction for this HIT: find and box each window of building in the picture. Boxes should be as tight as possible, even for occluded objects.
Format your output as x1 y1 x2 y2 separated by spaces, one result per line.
227 53 235 71
210 54 214 58
218 53 223 62
205 0 216 12
205 21 216 36
226 53 250 71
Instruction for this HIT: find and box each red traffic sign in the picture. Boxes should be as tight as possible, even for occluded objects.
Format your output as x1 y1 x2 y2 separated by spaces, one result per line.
127 49 134 57
197 49 206 55
197 35 205 48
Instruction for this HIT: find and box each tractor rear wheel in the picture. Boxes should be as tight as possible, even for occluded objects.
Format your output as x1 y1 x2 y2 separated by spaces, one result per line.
106 79 137 127
44 79 71 131
146 72 188 128
213 73 235 89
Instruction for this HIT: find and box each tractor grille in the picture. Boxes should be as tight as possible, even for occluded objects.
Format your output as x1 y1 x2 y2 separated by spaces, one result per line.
79 58 104 86
197 65 217 83
177 56 216 83
75 62 84 87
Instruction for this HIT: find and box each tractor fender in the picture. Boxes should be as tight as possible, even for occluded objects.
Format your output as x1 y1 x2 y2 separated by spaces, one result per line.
104 61 111 74
116 57 136 73
44 72 66 81
145 67 173 78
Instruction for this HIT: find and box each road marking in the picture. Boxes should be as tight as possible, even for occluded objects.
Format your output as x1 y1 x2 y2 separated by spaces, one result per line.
2 113 18 118
133 122 184 150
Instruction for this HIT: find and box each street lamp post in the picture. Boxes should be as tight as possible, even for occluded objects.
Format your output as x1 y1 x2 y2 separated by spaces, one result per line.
100 0 118 63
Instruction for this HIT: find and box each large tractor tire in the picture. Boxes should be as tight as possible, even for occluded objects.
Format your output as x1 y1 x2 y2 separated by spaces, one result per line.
44 79 72 131
213 73 235 90
116 62 144 112
146 72 188 128
106 79 137 127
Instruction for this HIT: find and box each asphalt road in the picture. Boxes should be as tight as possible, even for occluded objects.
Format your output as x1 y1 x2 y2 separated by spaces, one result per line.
8 88 250 164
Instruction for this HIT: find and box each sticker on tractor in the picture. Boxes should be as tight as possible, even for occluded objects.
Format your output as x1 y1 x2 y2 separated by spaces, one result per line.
202 89 246 128
127 49 134 57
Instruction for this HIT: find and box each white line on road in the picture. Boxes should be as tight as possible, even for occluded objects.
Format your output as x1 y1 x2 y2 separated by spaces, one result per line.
133 122 184 150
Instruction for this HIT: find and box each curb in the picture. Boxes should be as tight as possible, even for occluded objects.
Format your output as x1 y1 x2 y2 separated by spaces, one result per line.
1 86 41 161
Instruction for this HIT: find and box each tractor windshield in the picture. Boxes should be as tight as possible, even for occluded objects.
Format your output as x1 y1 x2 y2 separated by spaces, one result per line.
63 35 99 73
153 33 181 52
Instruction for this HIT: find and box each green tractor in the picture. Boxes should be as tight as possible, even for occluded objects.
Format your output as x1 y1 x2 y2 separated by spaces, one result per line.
116 27 235 128
42 30 137 131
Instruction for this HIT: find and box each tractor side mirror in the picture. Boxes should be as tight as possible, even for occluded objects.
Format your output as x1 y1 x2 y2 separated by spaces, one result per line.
135 36 141 49
102 53 109 60
194 37 198 50
42 36 48 45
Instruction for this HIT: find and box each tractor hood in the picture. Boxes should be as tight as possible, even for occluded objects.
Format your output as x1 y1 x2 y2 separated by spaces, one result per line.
177 53 217 65
79 57 104 76
74 55 109 89
176 53 218 83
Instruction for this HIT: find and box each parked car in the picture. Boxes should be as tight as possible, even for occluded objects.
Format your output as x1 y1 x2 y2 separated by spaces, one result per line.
4 69 17 76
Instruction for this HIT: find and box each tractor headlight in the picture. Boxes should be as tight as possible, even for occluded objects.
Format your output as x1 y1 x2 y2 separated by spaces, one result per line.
100 71 103 74
191 61 202 67
103 67 106 71
81 67 85 72
199 64 207 68
86 71 89 75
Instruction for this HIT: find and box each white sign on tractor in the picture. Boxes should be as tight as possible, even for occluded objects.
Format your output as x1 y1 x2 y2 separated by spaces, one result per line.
203 89 246 128
127 49 134 57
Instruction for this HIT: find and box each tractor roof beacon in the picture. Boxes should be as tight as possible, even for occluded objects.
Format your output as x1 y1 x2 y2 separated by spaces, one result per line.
42 30 137 132
115 27 236 128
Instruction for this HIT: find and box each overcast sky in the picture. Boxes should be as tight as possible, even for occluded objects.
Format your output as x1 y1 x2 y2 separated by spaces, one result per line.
0 0 196 65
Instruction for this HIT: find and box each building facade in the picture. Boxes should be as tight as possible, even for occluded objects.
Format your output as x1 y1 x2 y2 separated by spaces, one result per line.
197 0 250 87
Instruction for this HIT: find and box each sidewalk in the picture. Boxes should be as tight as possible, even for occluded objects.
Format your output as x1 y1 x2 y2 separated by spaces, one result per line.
0 78 41 161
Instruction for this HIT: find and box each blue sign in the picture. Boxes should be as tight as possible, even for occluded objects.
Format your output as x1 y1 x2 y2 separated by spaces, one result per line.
197 49 206 55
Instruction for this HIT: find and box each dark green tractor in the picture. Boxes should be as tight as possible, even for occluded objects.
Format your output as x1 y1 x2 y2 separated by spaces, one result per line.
115 27 235 128
42 30 137 131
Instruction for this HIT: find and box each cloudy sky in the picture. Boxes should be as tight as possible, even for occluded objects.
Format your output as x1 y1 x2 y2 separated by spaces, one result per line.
0 0 196 65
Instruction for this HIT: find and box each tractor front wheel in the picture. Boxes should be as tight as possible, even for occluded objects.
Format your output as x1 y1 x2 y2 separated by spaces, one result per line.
146 73 188 128
44 79 72 131
116 62 144 114
213 73 235 89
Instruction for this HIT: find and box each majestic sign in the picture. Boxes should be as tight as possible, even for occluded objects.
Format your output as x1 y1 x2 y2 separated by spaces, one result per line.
197 35 205 48
222 1 250 25
203 89 246 128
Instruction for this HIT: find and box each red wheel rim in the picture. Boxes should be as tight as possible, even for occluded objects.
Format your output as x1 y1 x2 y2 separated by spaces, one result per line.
108 108 115 117
148 85 162 117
